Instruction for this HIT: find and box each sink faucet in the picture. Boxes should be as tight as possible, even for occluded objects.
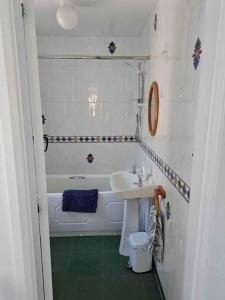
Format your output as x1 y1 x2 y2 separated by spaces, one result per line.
137 170 143 187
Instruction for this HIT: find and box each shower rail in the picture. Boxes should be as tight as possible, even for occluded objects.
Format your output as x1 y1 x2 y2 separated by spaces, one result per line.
38 55 150 61
69 175 86 180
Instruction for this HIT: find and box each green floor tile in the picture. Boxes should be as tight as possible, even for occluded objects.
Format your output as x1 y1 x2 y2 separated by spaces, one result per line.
51 236 163 300
71 236 104 253
103 275 146 300
103 235 121 253
51 253 70 273
103 252 131 276
143 275 163 300
50 237 73 253
64 276 104 300
68 251 103 277
51 272 67 300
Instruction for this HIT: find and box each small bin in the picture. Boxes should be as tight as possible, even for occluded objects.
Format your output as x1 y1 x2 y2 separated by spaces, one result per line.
128 232 152 273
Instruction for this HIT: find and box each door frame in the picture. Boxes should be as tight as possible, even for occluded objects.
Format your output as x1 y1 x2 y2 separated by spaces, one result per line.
183 0 225 299
20 1 53 299
1 0 53 299
0 0 46 299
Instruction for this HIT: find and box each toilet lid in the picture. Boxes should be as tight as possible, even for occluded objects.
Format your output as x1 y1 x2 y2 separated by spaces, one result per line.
129 232 148 248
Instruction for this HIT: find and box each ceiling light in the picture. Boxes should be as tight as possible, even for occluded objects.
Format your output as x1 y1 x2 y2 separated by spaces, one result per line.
56 3 79 30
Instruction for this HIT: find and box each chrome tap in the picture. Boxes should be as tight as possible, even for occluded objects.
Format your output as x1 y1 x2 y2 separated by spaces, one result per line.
137 170 143 187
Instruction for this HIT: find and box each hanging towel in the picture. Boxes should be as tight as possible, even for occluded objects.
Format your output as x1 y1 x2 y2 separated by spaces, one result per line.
62 189 98 213
147 205 157 253
153 214 164 263
147 205 164 263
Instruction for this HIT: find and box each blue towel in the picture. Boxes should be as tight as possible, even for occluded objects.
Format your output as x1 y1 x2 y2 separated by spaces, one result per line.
62 189 98 213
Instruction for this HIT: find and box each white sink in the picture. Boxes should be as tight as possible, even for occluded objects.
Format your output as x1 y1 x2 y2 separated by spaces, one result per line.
110 171 156 256
110 171 156 199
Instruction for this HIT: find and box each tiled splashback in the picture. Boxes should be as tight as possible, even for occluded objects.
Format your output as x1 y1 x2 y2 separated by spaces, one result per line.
139 141 190 202
44 142 140 175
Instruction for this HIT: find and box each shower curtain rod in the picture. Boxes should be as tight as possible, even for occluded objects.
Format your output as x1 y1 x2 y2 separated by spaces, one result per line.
38 55 150 61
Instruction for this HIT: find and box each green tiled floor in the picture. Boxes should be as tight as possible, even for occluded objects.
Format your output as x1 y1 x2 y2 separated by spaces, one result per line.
50 236 162 300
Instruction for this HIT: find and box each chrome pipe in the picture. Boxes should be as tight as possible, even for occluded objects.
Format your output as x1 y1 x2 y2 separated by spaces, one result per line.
69 175 86 179
38 55 150 61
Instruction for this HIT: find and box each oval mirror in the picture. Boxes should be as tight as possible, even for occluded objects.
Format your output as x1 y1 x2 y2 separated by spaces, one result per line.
148 81 159 136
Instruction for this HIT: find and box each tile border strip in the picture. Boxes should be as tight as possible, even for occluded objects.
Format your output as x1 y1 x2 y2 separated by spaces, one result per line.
48 135 136 143
139 140 190 203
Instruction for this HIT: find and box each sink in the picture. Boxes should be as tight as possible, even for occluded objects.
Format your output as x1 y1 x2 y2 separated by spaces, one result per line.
110 171 156 256
110 171 156 199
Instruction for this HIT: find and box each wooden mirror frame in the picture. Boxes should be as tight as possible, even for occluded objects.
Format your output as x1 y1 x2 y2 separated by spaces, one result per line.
148 81 159 136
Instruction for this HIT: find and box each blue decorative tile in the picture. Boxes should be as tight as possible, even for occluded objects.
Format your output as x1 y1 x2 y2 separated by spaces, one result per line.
86 153 94 163
192 38 202 70
139 141 190 203
108 41 117 54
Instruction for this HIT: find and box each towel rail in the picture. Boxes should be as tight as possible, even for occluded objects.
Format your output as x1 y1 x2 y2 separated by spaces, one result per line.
153 185 166 216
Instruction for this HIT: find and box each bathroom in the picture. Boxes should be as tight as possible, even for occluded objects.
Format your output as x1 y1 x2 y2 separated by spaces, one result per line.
2 0 225 300
35 0 203 299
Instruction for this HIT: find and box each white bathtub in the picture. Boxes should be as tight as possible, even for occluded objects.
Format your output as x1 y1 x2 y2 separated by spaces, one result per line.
47 174 124 236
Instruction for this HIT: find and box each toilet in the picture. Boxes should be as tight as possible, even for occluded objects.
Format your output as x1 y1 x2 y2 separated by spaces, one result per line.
128 232 152 273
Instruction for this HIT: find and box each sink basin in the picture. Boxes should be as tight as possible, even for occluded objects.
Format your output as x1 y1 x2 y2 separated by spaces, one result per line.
110 171 156 256
110 171 156 199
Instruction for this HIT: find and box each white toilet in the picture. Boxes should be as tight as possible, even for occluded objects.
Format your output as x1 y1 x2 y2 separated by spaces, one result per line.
128 232 152 273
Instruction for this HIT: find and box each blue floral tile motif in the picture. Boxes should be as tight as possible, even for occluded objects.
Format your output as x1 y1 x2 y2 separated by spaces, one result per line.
42 114 46 125
108 41 117 54
139 141 190 203
86 153 94 163
192 38 202 70
48 135 136 143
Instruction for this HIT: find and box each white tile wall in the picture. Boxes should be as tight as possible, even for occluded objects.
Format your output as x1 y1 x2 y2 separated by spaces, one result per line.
38 36 141 175
137 0 206 299
45 142 140 175
37 35 147 57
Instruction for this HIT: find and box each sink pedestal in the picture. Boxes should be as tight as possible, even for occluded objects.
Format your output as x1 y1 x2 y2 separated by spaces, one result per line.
110 171 155 256
119 199 139 256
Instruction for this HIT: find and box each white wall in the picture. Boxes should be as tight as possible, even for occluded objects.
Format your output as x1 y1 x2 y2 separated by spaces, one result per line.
200 114 225 300
205 145 225 299
37 35 142 174
137 0 206 299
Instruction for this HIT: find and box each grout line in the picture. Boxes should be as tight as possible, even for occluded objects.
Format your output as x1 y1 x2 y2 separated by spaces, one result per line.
154 272 165 300
65 239 74 274
153 262 166 300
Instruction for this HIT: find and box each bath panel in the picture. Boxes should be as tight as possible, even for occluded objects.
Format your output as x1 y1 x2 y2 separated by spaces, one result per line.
47 175 124 236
